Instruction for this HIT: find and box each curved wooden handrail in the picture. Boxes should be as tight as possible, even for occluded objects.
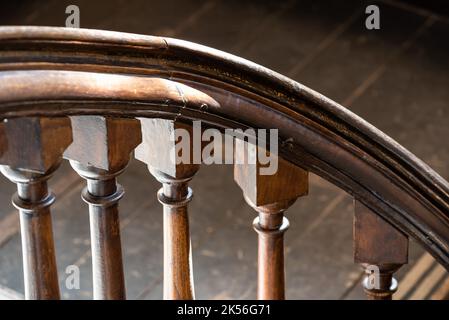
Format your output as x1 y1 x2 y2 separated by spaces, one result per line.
0 70 219 117
1 26 449 269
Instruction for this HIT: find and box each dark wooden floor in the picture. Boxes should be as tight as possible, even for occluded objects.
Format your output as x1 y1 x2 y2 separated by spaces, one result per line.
0 0 448 299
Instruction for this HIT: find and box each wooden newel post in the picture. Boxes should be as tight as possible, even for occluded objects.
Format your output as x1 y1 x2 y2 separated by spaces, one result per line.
135 118 198 300
0 117 72 299
64 116 142 300
234 140 308 300
353 200 409 300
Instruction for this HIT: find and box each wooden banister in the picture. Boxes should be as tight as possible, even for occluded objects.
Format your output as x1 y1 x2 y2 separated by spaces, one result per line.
0 26 449 299
354 200 409 300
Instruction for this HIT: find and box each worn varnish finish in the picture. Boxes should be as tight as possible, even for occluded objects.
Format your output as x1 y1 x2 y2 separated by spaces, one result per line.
0 165 60 300
0 26 448 299
234 142 308 299
0 117 72 173
64 116 142 299
0 28 448 270
135 119 200 299
354 200 409 300
0 117 72 299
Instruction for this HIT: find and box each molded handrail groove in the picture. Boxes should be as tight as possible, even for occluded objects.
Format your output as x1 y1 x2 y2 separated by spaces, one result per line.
0 26 449 269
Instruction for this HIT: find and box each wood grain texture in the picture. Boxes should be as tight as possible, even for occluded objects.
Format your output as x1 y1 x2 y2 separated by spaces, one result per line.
354 200 408 265
135 119 199 179
0 117 72 173
354 200 409 300
65 117 142 299
253 213 289 300
0 165 61 299
235 142 308 300
234 144 308 207
0 25 444 300
0 117 72 299
0 28 446 270
160 181 195 300
64 116 142 171
136 119 198 300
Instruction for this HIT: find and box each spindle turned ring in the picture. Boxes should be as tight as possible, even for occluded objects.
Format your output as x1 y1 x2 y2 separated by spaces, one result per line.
157 187 193 208
81 183 125 208
253 216 290 235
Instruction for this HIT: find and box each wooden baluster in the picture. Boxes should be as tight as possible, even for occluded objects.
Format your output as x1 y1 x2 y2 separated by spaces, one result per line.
135 118 198 300
63 116 141 300
354 200 408 300
0 117 72 299
234 140 308 300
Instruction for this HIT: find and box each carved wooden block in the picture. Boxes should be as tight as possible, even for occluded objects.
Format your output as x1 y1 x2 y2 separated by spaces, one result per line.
0 117 72 172
64 116 141 171
0 117 72 300
234 143 308 208
354 200 408 265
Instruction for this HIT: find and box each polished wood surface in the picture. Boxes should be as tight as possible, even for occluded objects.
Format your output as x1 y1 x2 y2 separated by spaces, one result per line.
136 119 199 299
253 210 289 300
153 168 197 300
64 116 142 299
0 23 448 300
0 28 448 268
235 144 308 299
1 165 60 300
354 200 409 300
0 117 72 299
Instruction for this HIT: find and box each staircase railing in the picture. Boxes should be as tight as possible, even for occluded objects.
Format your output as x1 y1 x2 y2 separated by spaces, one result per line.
0 26 448 300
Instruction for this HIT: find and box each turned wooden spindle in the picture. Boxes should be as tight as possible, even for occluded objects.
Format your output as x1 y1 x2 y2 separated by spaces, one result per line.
0 117 72 299
234 140 308 300
64 116 142 300
251 201 293 300
135 118 198 300
354 200 408 300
